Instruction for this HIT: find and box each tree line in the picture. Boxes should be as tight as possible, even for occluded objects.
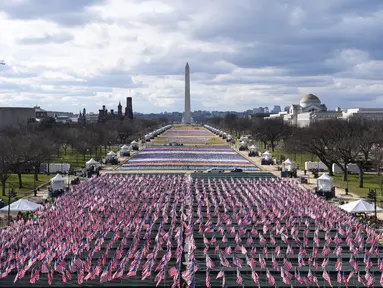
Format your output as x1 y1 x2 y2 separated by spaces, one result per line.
0 117 167 196
206 114 383 188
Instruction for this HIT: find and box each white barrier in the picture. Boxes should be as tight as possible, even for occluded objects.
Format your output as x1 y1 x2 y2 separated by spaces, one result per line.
304 161 328 171
332 163 360 174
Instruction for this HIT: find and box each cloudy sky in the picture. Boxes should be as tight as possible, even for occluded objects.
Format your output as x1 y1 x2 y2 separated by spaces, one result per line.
1 0 383 114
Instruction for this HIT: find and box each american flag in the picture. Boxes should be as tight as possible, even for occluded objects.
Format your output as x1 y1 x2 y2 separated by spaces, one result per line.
236 267 243 285
322 269 332 287
1 174 382 286
266 268 275 286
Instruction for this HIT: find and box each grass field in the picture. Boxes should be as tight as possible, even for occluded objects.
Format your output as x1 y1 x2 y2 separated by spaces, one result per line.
245 141 318 169
1 174 52 204
332 173 383 199
50 146 120 170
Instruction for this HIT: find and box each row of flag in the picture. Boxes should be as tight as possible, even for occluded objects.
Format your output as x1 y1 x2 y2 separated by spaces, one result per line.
0 174 382 287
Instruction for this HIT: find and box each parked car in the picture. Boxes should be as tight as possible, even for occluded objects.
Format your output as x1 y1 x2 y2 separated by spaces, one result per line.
231 168 243 172
204 168 225 173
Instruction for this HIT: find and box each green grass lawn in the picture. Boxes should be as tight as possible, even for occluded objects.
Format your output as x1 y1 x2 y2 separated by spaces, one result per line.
1 174 52 204
50 146 120 170
332 173 383 199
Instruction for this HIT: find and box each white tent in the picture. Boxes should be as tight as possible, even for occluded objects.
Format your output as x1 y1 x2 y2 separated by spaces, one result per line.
120 144 131 156
106 151 117 161
282 158 295 172
0 199 42 212
340 199 383 213
249 145 258 151
86 158 99 169
50 173 66 191
121 144 130 150
317 173 333 191
262 151 272 160
131 140 139 149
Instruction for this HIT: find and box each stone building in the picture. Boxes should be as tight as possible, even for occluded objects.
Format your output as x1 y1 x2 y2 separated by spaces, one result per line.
266 93 383 127
98 97 133 123
78 108 87 125
0 107 36 129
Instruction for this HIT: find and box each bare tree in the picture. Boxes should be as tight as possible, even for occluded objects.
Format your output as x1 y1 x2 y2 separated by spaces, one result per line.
0 135 14 196
352 119 382 188
251 119 291 152
330 119 362 182
285 121 339 175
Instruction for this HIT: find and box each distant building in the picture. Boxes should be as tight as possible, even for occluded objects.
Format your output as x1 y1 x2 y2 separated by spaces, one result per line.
271 105 281 114
253 107 264 114
125 97 133 120
34 106 48 119
78 108 87 125
341 108 383 121
55 115 72 124
266 93 383 127
0 107 36 128
86 113 99 123
266 94 340 126
98 97 134 123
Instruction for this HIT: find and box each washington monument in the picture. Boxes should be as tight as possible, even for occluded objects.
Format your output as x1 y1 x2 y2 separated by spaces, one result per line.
183 62 192 124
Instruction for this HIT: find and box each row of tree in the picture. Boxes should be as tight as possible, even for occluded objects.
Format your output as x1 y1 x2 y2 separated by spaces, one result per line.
285 118 383 188
0 117 167 196
206 114 383 188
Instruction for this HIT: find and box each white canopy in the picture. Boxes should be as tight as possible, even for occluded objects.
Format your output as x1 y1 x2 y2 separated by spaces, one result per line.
131 140 138 144
86 158 100 169
50 173 65 182
262 151 272 160
0 199 42 212
282 158 295 171
107 151 117 156
86 158 98 165
50 173 65 191
340 199 383 213
121 144 130 150
283 158 293 165
317 173 333 191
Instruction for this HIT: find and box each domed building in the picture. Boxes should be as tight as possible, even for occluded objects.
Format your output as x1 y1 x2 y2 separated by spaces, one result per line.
266 93 383 126
299 94 322 109
266 93 341 127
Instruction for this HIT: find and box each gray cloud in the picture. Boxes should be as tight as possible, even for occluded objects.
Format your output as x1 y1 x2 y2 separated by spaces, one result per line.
0 0 105 26
2 0 383 113
18 33 73 45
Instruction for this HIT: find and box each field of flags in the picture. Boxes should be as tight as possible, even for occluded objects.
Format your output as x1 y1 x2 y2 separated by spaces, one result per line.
152 127 220 144
120 146 259 171
1 173 383 287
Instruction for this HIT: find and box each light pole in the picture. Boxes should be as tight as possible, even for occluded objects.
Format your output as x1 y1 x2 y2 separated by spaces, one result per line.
7 186 16 226
33 165 37 197
345 178 349 195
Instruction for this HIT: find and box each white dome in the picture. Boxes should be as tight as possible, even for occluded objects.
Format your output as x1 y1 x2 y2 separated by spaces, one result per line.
300 94 321 108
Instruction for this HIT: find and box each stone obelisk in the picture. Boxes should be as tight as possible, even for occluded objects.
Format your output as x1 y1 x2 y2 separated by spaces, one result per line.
183 62 192 124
